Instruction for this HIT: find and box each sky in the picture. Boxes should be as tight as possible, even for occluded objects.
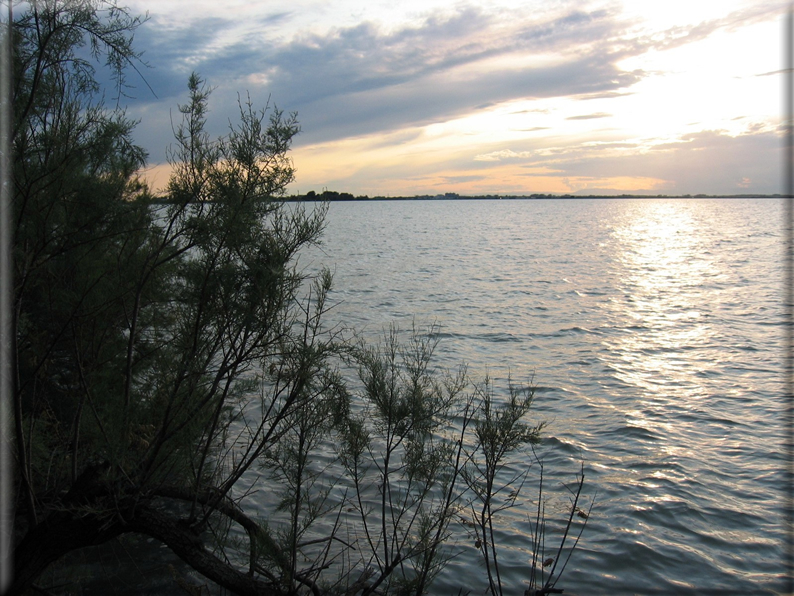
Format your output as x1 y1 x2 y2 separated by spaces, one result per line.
117 0 788 196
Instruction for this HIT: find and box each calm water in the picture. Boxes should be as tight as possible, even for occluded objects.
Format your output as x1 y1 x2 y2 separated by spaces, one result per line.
299 198 786 595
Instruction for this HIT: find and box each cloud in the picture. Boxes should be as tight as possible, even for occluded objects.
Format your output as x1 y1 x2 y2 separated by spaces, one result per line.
288 55 640 145
474 149 533 162
110 0 783 197
566 112 611 120
576 90 635 100
138 2 773 140
292 127 781 196
518 129 783 194
123 4 647 157
126 16 252 100
256 7 639 142
438 174 489 184
646 2 787 53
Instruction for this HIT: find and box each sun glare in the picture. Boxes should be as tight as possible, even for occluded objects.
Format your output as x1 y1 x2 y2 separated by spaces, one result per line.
605 200 720 398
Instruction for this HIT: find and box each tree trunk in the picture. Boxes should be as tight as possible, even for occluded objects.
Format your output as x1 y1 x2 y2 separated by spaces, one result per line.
10 504 288 596
127 507 284 596
9 510 126 596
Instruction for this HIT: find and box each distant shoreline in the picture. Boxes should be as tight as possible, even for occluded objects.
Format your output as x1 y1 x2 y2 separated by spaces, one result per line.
286 192 783 202
148 193 783 206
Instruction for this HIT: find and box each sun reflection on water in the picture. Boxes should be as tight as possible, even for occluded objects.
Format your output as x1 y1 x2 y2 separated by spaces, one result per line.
605 200 720 401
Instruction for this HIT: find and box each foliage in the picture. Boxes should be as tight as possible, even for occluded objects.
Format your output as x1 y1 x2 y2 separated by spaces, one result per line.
337 325 469 595
9 2 591 595
462 377 543 596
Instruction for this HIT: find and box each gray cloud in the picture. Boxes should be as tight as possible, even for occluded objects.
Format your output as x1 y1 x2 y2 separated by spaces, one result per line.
576 90 634 100
118 1 784 175
121 5 646 157
126 16 244 100
438 174 488 184
291 127 780 195
290 54 639 144
566 112 611 120
648 2 787 52
524 129 782 194
261 8 624 108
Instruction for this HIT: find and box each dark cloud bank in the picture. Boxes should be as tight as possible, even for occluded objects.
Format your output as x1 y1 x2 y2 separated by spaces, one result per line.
124 6 646 156
116 2 783 195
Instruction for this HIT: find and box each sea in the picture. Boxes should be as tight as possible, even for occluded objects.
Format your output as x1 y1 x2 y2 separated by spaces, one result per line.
61 197 788 595
298 197 787 595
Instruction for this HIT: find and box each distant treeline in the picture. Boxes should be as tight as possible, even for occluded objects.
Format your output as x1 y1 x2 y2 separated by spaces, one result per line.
287 190 783 202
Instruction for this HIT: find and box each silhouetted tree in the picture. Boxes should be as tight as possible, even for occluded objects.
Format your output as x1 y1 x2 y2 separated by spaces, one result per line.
9 3 589 595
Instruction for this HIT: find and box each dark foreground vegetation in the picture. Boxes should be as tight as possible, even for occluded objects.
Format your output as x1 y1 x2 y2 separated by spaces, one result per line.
9 2 591 594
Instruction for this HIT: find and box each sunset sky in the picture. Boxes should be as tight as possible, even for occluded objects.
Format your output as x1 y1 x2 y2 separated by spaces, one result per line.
121 0 787 196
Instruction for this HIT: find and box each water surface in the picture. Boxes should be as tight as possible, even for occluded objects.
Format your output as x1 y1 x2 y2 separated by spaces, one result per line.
302 198 785 595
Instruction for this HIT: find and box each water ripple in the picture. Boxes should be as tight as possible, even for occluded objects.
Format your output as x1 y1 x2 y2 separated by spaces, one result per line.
304 198 785 594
